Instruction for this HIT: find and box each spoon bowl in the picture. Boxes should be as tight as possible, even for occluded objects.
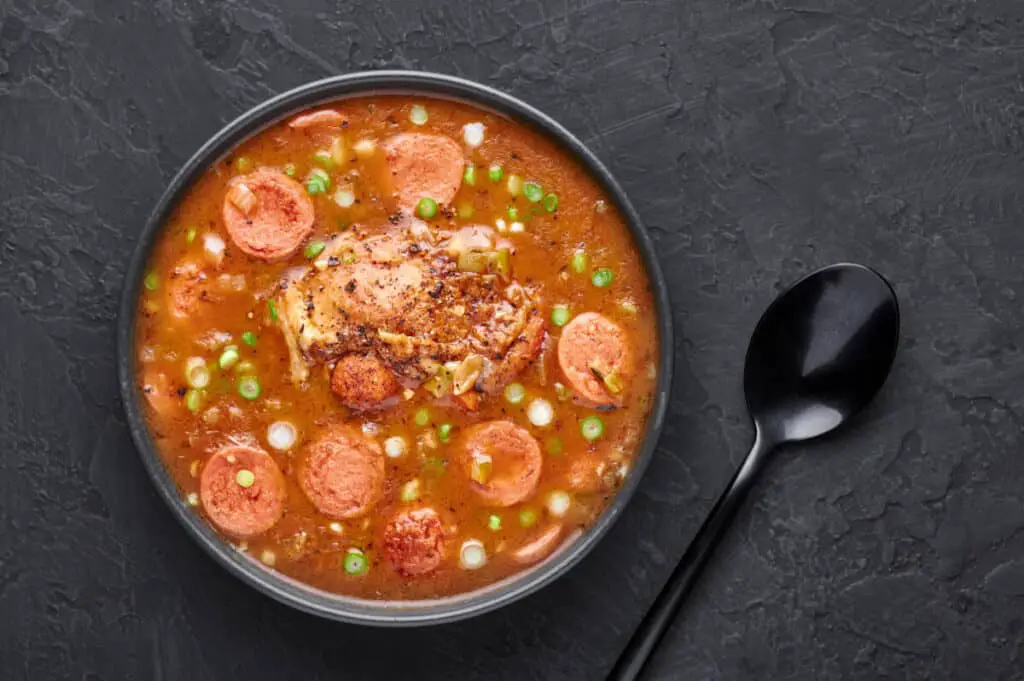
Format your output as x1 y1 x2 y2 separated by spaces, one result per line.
609 263 900 681
745 264 900 444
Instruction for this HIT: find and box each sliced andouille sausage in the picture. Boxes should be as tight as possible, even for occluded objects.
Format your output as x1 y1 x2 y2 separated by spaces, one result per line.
382 507 446 577
565 456 610 494
288 109 347 129
222 168 315 261
166 260 214 320
299 425 385 519
478 314 547 394
199 446 287 539
556 312 633 407
511 523 564 565
461 421 542 507
330 355 399 410
383 133 465 210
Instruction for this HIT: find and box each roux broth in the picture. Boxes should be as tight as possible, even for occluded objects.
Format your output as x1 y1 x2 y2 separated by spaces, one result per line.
135 95 658 600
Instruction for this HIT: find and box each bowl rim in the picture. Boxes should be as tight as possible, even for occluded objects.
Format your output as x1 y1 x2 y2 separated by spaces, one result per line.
116 69 674 626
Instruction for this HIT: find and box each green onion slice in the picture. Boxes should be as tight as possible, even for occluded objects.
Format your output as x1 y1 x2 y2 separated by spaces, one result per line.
592 267 615 288
581 415 605 441
416 197 438 219
523 182 543 203
237 376 261 401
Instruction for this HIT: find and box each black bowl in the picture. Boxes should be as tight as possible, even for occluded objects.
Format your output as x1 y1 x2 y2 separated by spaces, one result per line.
117 70 674 626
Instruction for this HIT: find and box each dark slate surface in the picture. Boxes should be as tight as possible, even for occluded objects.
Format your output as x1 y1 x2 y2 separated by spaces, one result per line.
2 0 1023 678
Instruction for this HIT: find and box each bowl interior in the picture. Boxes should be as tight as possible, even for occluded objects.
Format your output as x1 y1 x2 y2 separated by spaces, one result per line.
117 70 673 625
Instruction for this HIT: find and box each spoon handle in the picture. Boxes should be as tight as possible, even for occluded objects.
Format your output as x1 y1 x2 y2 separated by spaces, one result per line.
606 430 774 681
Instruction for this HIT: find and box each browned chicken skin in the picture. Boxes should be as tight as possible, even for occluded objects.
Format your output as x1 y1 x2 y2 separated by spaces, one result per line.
277 218 546 393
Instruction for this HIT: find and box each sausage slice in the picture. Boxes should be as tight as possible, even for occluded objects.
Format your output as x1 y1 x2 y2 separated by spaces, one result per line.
556 312 633 407
460 421 542 507
382 507 446 577
222 168 315 261
383 133 464 210
330 355 399 410
511 523 564 565
200 446 287 538
288 109 347 129
299 425 385 519
166 260 213 320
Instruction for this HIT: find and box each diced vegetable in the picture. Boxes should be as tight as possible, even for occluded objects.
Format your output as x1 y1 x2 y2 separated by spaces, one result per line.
344 549 368 575
218 345 240 370
523 182 543 203
462 122 485 147
186 227 198 244
144 271 159 291
414 408 431 427
184 388 203 412
527 398 554 427
305 241 326 259
185 357 210 389
233 156 253 173
592 267 615 288
267 421 297 451
463 163 476 186
571 250 588 274
237 376 261 401
353 138 376 157
554 382 571 402
595 199 608 213
469 452 492 484
504 382 526 404
488 164 503 182
227 183 258 215
235 469 255 488
242 331 257 346
545 437 564 455
329 136 346 166
260 550 276 566
487 514 502 531
518 508 538 527
543 193 558 212
507 174 523 196
306 168 330 195
507 205 519 220
417 197 438 219
268 299 279 321
551 304 570 327
546 491 571 517
438 423 453 443
186 492 199 506
203 233 226 267
409 104 428 125
581 415 605 441
452 354 483 396
400 478 422 502
459 539 487 569
384 436 407 458
333 186 355 208
313 149 335 171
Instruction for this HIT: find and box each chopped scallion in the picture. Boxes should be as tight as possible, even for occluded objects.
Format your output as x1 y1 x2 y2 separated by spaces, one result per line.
416 197 438 219
343 549 368 575
414 408 431 427
184 388 202 412
504 382 526 405
581 415 605 441
186 227 198 244
313 149 335 171
518 508 538 528
218 346 240 370
523 182 543 203
237 376 261 401
571 250 588 274
506 174 523 196
306 168 330 195
488 164 504 182
283 163 297 177
410 104 428 125
235 469 255 488
233 156 253 173
304 241 326 259
241 331 257 347
543 193 558 212
592 267 615 288
438 422 454 443
487 514 502 531
507 205 519 220
463 163 476 186
144 271 159 292
551 304 570 327
268 299 279 322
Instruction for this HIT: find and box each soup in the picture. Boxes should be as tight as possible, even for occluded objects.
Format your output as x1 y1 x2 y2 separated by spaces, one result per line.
135 95 658 600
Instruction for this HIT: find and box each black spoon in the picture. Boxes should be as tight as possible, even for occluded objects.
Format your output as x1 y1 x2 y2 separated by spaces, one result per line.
608 263 900 681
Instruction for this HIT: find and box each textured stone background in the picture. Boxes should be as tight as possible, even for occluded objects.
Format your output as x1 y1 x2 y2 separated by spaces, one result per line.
2 0 1024 679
